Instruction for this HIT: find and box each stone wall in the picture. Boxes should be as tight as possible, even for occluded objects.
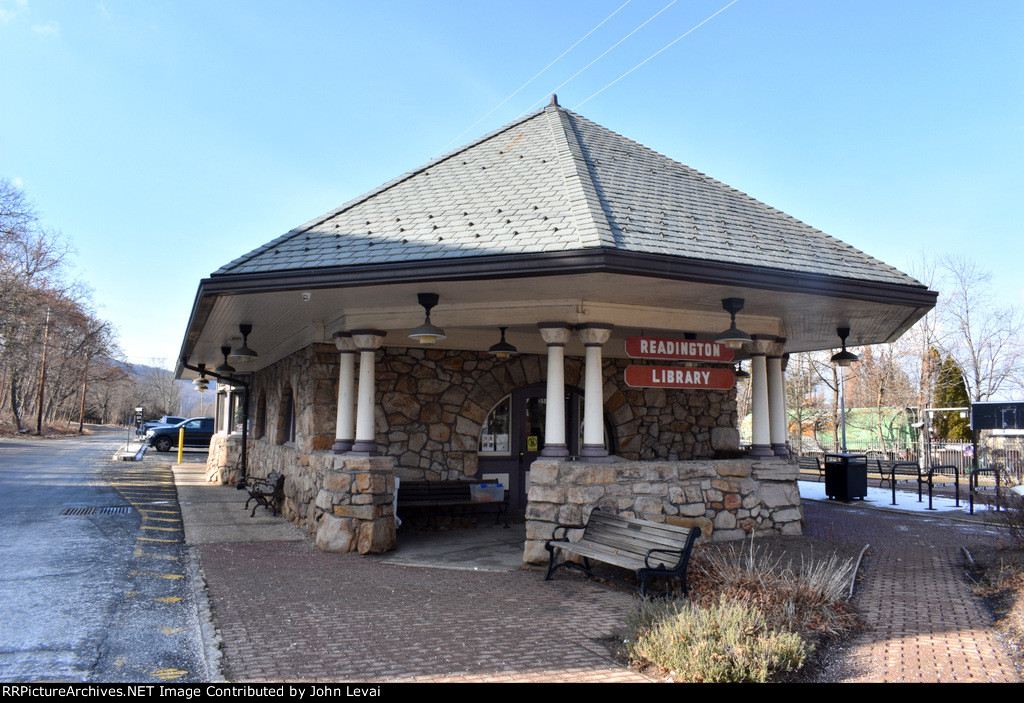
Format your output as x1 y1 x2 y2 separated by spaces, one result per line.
374 348 738 479
523 458 802 564
209 434 396 553
208 341 744 552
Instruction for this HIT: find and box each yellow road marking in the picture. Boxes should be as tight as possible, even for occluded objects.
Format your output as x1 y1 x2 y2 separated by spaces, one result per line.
137 537 180 543
160 627 185 635
133 549 179 561
141 525 180 532
153 596 183 604
131 570 184 580
151 667 188 680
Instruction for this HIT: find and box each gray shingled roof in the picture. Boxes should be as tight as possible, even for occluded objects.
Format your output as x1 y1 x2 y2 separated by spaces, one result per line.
214 102 920 288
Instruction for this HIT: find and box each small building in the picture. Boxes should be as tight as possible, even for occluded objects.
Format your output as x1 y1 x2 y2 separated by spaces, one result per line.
176 98 936 561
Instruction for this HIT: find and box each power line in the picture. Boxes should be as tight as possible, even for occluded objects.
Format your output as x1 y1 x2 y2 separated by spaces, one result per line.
575 0 740 110
523 0 680 116
434 0 634 158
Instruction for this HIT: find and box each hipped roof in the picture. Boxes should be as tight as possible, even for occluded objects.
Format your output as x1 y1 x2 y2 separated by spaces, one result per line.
214 100 922 290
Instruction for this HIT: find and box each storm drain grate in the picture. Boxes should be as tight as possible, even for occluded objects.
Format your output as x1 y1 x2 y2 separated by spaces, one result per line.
61 506 133 516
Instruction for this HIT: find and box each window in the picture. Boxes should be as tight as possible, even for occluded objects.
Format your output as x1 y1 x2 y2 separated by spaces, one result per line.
479 394 511 456
276 387 296 445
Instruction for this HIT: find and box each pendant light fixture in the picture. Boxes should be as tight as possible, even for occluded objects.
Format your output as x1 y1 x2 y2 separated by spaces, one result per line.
715 298 752 350
192 363 210 392
408 293 446 345
215 346 236 375
229 323 258 362
830 327 859 367
488 327 517 359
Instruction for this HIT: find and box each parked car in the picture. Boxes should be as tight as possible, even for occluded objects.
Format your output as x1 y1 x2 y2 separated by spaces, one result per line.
137 415 187 437
145 417 215 452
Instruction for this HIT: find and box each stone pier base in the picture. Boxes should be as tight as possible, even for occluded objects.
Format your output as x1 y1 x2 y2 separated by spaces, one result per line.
206 434 243 484
314 455 397 554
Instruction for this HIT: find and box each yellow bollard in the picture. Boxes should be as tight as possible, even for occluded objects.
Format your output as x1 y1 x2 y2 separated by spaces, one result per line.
177 427 184 464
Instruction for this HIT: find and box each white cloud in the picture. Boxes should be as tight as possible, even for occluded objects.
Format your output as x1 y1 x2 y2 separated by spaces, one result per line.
32 19 58 37
0 0 28 23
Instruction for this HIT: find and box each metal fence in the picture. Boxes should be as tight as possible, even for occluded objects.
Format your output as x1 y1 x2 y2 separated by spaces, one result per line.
798 438 1024 483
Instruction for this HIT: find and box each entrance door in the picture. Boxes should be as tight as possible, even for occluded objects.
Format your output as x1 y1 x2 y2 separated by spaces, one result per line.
478 383 580 512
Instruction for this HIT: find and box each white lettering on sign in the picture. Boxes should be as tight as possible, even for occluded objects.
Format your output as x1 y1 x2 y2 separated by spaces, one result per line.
623 364 735 390
625 336 734 362
639 339 721 357
649 368 712 385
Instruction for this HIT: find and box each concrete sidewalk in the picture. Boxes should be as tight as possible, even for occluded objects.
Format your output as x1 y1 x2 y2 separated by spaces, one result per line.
171 461 1022 683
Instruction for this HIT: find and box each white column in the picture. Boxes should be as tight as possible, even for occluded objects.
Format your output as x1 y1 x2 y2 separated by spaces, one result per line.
215 389 226 436
767 354 788 457
222 388 233 435
350 329 386 455
332 332 357 453
538 323 571 457
578 324 613 461
749 353 774 457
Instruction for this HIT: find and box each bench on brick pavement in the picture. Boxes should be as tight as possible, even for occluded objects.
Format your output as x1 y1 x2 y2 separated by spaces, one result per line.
798 456 824 480
237 472 285 518
544 509 701 597
396 480 509 528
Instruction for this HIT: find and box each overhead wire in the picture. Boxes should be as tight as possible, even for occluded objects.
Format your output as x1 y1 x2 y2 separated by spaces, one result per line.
433 0 633 158
521 0 680 116
575 0 740 109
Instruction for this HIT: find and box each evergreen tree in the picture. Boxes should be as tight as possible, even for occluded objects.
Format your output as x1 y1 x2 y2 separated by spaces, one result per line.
933 355 971 441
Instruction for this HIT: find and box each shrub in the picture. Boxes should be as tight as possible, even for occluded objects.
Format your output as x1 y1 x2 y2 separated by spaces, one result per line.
995 493 1024 550
627 595 808 683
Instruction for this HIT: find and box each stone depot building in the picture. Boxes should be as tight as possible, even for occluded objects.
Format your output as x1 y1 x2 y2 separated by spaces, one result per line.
176 98 936 563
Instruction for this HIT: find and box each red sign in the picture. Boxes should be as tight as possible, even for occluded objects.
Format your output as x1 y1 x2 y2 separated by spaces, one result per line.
625 336 734 362
624 365 735 390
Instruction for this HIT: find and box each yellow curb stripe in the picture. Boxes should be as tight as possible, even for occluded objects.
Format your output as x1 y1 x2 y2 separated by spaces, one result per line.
131 570 184 580
133 549 179 561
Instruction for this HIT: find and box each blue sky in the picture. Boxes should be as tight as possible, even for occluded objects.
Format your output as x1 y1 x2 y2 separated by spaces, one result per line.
2 0 1022 369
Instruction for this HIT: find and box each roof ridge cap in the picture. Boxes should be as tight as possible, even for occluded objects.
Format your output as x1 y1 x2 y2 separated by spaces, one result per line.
543 106 615 249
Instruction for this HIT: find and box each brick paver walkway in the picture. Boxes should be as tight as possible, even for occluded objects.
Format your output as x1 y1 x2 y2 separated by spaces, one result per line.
804 501 1019 683
198 541 653 683
197 501 1021 683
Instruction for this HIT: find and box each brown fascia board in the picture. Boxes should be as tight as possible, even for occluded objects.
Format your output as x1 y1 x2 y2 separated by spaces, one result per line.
176 249 937 375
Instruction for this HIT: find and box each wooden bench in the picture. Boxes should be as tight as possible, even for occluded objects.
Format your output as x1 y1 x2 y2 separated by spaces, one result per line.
238 472 285 517
544 509 702 597
798 456 823 480
396 480 508 527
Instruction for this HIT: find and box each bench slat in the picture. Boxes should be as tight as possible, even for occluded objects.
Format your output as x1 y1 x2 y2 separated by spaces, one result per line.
545 508 700 597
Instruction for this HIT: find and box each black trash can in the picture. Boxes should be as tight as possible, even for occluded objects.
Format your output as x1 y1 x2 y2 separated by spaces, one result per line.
824 453 868 501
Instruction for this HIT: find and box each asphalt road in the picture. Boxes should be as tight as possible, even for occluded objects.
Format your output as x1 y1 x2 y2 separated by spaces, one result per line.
0 427 212 682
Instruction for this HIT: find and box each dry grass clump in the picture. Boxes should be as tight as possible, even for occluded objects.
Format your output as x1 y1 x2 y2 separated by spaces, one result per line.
689 540 861 638
626 536 860 682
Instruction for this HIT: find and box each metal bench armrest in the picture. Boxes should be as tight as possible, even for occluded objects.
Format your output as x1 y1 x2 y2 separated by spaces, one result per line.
644 548 684 570
551 523 585 541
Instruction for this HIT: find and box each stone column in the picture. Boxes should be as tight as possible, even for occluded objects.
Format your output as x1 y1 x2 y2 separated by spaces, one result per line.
350 329 386 456
538 323 570 457
332 332 357 453
749 343 774 458
578 323 613 461
767 350 789 457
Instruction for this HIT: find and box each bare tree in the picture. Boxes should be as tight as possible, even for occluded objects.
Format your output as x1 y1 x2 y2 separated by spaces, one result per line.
936 255 1024 401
